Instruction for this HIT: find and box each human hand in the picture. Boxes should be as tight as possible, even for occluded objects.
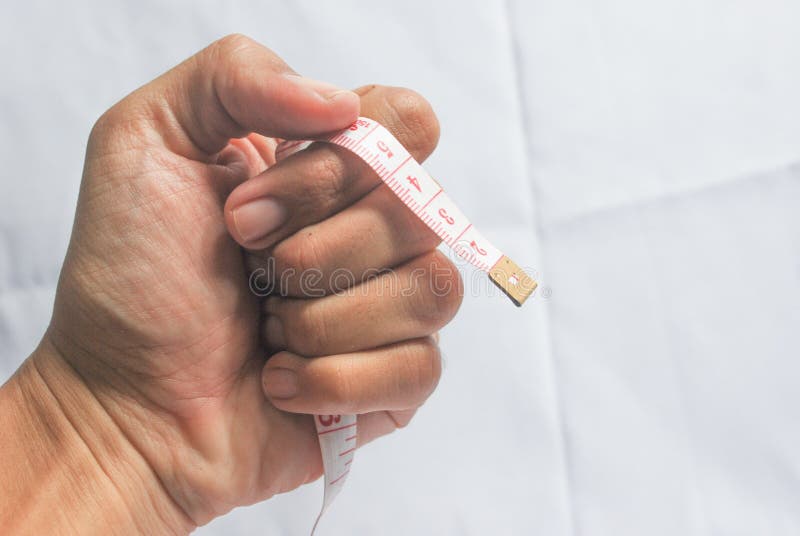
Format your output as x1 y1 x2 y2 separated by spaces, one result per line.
0 34 461 534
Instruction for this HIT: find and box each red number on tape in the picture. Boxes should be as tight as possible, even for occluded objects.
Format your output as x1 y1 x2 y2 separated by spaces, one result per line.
438 207 455 225
377 140 393 158
471 240 487 255
318 415 342 427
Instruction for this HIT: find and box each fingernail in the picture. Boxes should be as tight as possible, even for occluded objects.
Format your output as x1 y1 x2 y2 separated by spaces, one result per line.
283 74 357 101
232 197 287 244
263 368 298 399
266 315 286 348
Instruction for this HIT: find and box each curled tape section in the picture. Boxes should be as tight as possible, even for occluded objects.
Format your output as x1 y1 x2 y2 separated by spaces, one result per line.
275 117 537 533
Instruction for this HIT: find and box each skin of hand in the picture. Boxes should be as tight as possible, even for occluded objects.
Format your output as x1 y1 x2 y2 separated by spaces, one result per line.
0 34 462 534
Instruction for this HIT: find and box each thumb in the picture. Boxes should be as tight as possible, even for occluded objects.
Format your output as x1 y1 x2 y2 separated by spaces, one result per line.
93 34 359 158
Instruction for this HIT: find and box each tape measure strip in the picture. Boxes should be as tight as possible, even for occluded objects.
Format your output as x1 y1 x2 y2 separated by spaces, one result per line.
311 414 357 533
275 117 537 534
278 117 537 305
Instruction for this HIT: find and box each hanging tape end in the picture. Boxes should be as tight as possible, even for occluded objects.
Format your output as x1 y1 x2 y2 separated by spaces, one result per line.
488 256 537 307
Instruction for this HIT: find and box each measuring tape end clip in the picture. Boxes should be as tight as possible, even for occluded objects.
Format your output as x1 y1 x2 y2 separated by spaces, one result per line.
489 256 537 307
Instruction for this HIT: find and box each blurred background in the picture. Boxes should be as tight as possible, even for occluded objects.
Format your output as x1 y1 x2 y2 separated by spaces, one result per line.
2 1 800 534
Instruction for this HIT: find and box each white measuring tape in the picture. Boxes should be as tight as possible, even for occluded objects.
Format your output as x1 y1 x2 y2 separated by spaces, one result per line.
275 117 536 533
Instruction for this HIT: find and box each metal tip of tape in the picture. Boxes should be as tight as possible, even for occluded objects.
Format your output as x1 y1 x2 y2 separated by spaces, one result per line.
488 255 537 306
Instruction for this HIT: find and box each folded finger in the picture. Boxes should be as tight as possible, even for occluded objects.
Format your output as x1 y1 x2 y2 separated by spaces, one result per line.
261 182 441 297
224 85 440 249
262 338 441 415
263 250 463 356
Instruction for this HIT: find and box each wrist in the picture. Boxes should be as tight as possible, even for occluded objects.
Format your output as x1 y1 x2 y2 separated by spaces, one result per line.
0 335 194 535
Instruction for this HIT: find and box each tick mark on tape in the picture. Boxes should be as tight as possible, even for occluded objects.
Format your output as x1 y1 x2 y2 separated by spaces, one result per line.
420 188 443 211
317 422 357 435
329 470 350 486
339 447 357 457
355 122 379 146
454 223 472 243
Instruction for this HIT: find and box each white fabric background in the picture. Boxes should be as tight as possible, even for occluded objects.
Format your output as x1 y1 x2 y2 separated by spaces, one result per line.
1 1 799 534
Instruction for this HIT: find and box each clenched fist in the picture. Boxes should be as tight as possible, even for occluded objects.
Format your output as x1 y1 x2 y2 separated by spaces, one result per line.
0 34 462 534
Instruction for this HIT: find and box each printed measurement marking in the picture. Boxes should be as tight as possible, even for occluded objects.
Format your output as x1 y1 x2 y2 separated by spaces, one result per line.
329 471 350 486
317 423 357 436
420 188 443 211
355 122 380 145
454 223 472 243
386 154 412 179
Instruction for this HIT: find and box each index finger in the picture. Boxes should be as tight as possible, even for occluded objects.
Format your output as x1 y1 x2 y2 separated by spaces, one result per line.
224 85 440 250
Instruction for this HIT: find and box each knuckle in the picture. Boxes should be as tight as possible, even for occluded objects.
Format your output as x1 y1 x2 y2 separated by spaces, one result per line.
293 303 331 356
300 147 352 206
212 33 259 60
353 84 380 97
431 253 465 321
293 229 327 276
209 34 286 113
325 359 357 413
89 109 113 141
211 34 258 101
384 87 440 155
410 254 464 330
87 104 158 157
400 340 442 404
211 33 287 80
87 110 116 154
273 228 328 282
